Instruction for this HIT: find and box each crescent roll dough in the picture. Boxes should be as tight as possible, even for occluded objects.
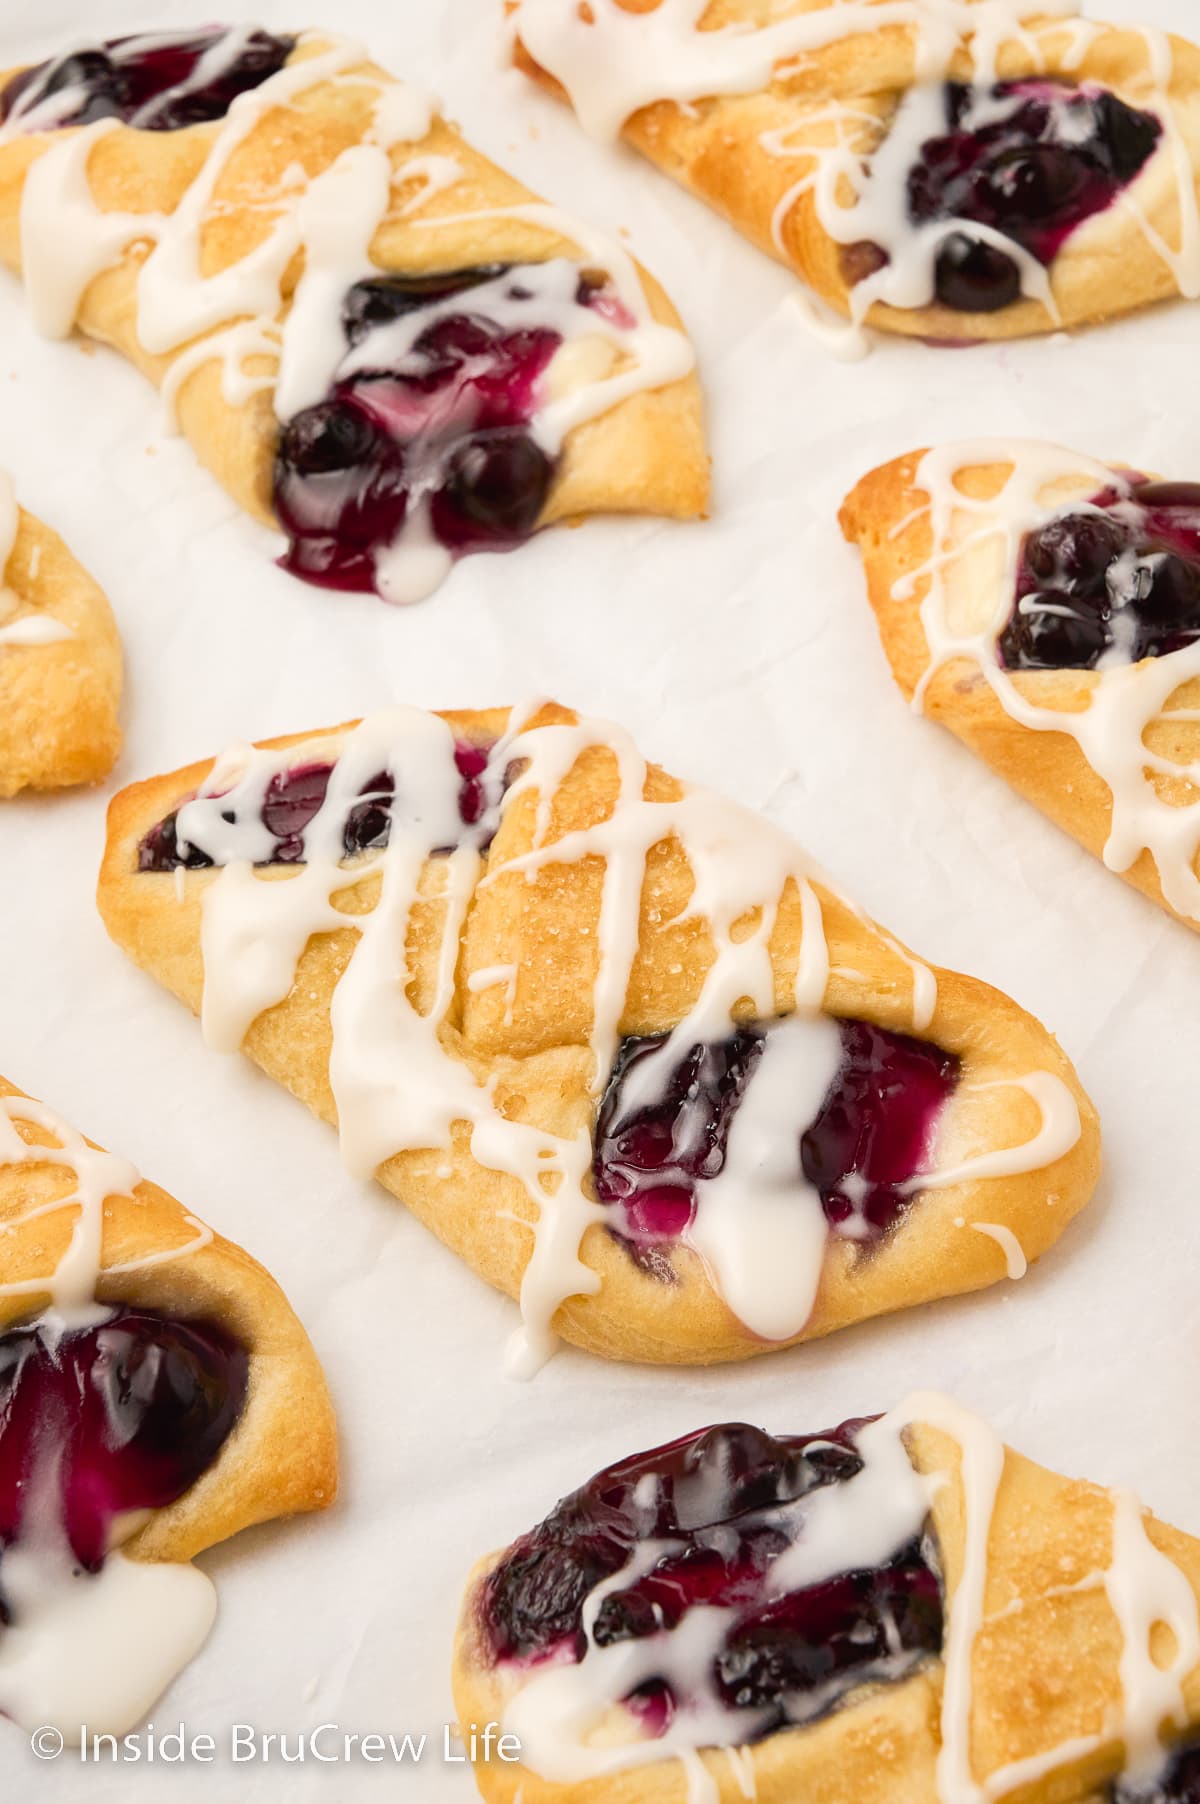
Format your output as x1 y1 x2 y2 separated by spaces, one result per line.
0 28 707 603
511 0 1200 343
0 473 121 796
0 1074 336 1736
452 1394 1200 1802
97 701 1098 1370
841 441 1200 936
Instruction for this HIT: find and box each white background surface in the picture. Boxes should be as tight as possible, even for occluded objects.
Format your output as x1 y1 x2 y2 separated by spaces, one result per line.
1 0 1199 1795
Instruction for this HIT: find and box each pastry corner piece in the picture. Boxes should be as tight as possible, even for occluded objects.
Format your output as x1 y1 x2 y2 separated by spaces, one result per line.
510 0 1200 345
0 1073 337 1739
0 26 708 608
0 471 121 796
451 1395 1200 1802
98 700 1097 1372
841 441 1200 933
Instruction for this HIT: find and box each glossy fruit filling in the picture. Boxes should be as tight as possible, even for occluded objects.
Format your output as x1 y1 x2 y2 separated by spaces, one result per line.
273 265 618 595
1000 481 1200 670
481 1419 942 1740
0 1308 247 1590
0 27 295 133
137 740 496 871
593 1020 959 1256
851 78 1160 312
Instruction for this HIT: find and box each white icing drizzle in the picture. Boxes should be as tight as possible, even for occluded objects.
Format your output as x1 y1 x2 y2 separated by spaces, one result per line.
0 1090 218 1739
513 0 1079 143
0 615 72 647
170 706 1081 1367
514 0 1200 352
685 1014 843 1340
503 1411 934 1786
902 439 1200 924
1105 1488 1200 1788
0 26 265 140
499 1392 1200 1800
968 1219 1027 1278
0 472 73 647
0 1541 216 1745
906 1072 1081 1192
9 33 694 601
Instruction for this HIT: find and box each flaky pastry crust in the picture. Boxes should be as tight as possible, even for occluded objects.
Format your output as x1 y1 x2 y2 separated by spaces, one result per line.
0 1074 337 1563
839 447 1200 934
514 1 1200 341
0 35 708 542
97 702 1098 1365
0 503 121 796
452 1417 1200 1803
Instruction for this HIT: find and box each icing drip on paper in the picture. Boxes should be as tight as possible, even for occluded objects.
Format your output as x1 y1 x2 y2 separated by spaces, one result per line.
903 440 1200 923
9 31 694 601
513 0 1200 351
490 1393 1200 1802
155 706 1078 1369
0 1092 222 1739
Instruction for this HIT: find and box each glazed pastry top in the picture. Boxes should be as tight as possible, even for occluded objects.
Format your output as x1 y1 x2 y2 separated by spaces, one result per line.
120 702 1086 1372
0 1078 335 1739
462 1393 1200 1802
0 28 698 602
844 442 1200 927
0 1087 226 1736
512 0 1200 342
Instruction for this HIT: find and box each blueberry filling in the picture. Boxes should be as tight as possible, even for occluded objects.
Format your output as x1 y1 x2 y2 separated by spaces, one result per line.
1000 481 1200 671
481 1419 942 1740
1114 1744 1200 1802
137 739 496 871
0 27 295 134
593 1020 959 1259
0 1308 247 1597
849 78 1161 313
273 265 616 595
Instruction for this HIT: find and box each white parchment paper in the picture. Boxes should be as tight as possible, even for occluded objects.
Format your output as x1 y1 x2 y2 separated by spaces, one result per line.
1 0 1199 1795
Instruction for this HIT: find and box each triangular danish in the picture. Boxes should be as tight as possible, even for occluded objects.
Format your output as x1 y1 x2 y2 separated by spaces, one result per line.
512 0 1200 344
0 471 121 796
0 1074 337 1738
97 701 1098 1372
452 1393 1200 1801
841 441 1200 932
0 26 707 604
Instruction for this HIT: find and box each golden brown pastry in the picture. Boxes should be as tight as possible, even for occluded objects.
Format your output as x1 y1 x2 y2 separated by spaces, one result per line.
0 25 707 605
0 469 121 796
0 1073 337 1738
841 440 1200 933
511 0 1200 345
97 701 1098 1372
452 1393 1200 1802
